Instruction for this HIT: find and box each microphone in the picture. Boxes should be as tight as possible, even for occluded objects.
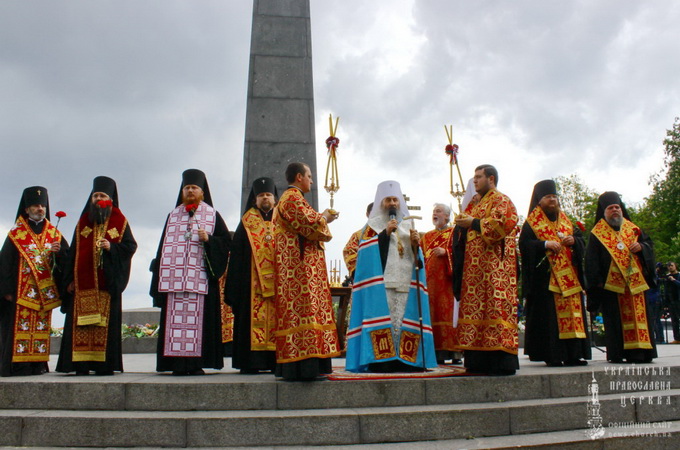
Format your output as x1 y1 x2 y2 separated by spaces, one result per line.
388 207 397 221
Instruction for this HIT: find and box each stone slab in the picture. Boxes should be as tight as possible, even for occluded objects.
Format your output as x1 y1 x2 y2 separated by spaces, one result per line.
257 0 309 17
0 381 125 410
251 15 309 57
121 307 161 326
245 98 314 142
20 412 186 447
357 405 510 443
277 379 426 409
0 415 22 446
425 373 551 405
186 410 359 447
125 381 277 411
252 55 313 99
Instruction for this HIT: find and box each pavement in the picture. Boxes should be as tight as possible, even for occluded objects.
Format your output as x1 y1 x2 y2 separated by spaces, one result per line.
40 341 680 379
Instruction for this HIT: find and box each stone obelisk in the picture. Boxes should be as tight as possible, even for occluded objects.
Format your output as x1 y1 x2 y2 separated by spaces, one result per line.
241 0 318 210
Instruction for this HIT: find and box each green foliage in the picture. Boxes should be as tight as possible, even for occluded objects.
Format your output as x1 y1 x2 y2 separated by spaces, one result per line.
634 117 680 263
555 174 599 237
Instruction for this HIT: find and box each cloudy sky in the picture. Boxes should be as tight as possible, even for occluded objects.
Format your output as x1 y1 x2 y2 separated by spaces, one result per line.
1 1 678 323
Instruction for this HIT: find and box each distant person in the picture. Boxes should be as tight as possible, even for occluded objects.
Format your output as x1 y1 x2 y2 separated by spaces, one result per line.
226 177 278 374
57 177 137 375
150 169 231 375
585 192 657 363
273 162 340 381
0 187 69 376
519 180 590 366
665 261 680 344
421 203 462 364
454 164 519 375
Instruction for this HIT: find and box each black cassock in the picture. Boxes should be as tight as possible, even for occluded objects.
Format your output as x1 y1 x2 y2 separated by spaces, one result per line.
150 212 230 373
56 223 136 374
0 221 69 377
519 221 591 365
225 210 276 372
585 226 657 363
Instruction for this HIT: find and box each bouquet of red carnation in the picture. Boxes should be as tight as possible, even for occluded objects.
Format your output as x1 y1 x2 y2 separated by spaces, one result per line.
576 221 586 232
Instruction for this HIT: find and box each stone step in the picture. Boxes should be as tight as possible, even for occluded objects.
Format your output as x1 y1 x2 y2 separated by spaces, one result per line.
1 390 678 447
1 366 677 412
286 421 680 449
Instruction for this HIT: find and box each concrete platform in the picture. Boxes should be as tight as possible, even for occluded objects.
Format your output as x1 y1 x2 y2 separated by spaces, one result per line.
1 345 680 447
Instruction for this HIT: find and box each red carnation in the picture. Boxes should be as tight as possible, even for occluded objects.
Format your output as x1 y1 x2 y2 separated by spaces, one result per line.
634 228 641 236
55 211 67 218
326 136 340 149
576 221 586 232
185 204 198 217
445 144 459 164
97 200 113 209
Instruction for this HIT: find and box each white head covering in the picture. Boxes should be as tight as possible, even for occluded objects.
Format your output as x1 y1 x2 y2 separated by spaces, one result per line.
369 180 408 221
461 177 476 211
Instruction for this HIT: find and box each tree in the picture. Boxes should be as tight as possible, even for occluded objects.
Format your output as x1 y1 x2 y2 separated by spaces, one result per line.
554 174 599 234
637 117 680 263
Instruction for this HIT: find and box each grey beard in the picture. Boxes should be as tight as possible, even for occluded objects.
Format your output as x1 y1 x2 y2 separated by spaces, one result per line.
28 212 45 222
606 216 623 228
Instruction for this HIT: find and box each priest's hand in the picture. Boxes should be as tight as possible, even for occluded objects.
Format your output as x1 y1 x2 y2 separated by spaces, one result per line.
197 229 209 242
629 242 642 253
433 246 446 257
454 214 473 229
386 219 398 235
97 239 111 251
321 209 338 224
561 235 574 247
546 241 562 253
410 229 420 246
67 282 75 294
51 241 61 253
3 294 13 302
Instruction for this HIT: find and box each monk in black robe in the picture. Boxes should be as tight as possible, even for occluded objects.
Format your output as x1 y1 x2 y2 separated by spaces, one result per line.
585 191 657 364
225 177 277 373
519 180 591 366
150 169 230 375
0 187 69 377
57 176 137 375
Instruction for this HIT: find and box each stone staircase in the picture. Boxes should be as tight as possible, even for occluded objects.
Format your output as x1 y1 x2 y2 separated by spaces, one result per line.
1 364 680 447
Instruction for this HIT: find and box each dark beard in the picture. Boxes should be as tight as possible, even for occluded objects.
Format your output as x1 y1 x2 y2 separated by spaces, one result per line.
88 203 112 224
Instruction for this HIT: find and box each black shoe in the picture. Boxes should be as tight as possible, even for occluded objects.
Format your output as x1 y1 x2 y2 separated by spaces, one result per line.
188 369 205 375
564 359 588 366
75 370 90 376
95 370 114 376
172 370 188 376
546 361 563 367
240 368 260 374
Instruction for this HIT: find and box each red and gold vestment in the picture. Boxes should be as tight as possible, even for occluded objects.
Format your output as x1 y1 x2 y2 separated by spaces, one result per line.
421 227 458 351
8 216 62 362
273 188 340 363
526 207 586 339
457 188 519 354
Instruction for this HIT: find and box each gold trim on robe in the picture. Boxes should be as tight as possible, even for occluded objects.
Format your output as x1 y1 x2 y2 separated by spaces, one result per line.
457 189 519 354
8 217 62 362
243 208 276 352
526 207 585 339
591 218 651 350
